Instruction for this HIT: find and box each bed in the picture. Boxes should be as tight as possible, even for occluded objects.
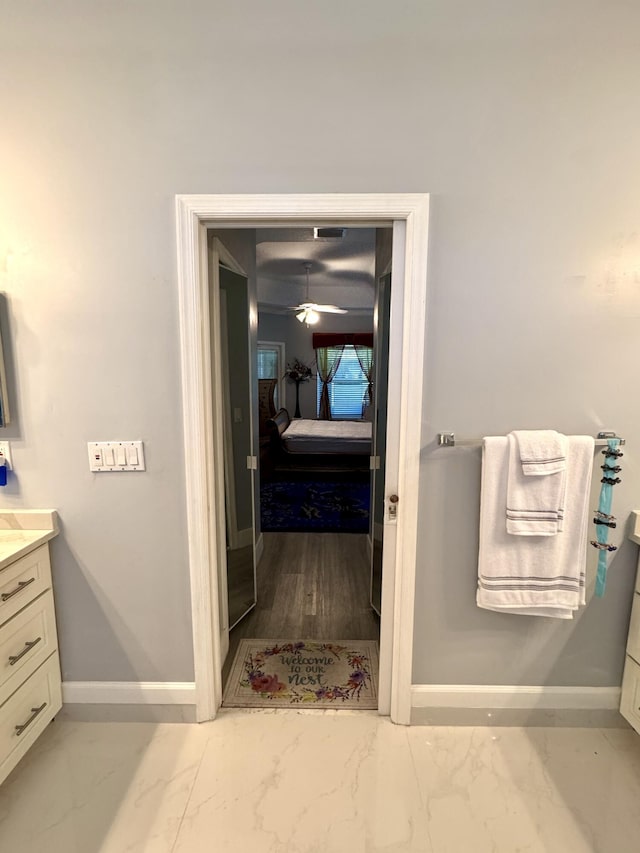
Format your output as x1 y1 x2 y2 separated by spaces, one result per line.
267 408 372 471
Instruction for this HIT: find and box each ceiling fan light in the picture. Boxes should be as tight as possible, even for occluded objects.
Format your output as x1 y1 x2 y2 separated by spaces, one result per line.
290 262 345 322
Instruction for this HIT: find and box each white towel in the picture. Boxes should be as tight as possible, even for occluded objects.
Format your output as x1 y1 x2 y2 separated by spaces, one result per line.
506 433 568 535
477 435 594 618
513 429 567 476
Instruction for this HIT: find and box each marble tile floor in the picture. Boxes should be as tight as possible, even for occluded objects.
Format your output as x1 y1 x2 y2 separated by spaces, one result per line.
1 711 640 852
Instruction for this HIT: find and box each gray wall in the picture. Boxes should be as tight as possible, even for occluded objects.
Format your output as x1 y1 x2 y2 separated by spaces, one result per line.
2 3 639 688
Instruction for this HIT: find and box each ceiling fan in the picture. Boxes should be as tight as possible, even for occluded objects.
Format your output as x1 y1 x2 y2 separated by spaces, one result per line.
289 263 347 325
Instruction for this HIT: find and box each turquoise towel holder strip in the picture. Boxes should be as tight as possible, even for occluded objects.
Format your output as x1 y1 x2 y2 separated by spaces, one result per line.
593 437 623 598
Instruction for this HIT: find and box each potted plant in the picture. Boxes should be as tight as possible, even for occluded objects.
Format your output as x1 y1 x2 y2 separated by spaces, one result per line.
284 359 314 418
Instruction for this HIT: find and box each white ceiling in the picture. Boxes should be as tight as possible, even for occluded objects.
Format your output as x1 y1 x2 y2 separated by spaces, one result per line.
256 227 377 314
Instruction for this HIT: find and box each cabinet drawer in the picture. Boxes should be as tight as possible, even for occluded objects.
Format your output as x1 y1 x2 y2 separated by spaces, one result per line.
0 591 58 706
621 655 640 736
0 654 61 785
627 593 640 665
0 545 51 627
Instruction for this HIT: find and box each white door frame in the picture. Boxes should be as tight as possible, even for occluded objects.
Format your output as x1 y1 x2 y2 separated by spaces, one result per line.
209 238 252 662
214 240 248 553
176 194 430 725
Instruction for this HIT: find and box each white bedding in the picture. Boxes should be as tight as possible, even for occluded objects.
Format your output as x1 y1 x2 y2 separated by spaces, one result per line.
282 419 372 455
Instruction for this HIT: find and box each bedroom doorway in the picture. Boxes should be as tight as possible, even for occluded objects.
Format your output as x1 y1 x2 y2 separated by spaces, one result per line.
219 226 388 707
211 227 385 702
176 193 430 724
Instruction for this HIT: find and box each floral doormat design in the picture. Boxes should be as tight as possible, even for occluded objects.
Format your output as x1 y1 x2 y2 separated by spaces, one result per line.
223 639 379 709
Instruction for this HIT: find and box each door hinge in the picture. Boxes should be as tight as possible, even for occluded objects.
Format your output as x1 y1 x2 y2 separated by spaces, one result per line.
370 455 381 470
246 456 258 470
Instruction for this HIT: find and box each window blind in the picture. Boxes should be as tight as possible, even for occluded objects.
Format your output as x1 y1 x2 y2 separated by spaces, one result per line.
316 345 369 420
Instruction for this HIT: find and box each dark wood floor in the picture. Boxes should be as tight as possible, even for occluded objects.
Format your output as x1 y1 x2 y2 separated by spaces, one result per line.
223 531 380 689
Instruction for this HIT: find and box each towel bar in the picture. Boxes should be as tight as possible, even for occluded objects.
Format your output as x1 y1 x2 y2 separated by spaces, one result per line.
437 431 625 448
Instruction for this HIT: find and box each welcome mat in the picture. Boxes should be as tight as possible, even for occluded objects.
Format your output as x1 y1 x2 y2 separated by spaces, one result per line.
260 480 370 533
223 639 379 709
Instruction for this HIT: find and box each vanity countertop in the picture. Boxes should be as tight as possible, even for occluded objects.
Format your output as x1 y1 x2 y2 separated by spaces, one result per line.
0 510 58 570
630 511 640 546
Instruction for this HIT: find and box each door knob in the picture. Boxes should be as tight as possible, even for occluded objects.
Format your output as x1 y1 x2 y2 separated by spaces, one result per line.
387 494 399 522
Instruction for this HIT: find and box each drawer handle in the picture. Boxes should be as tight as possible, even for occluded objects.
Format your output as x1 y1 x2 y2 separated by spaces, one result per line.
15 702 47 736
1 577 36 602
8 637 42 666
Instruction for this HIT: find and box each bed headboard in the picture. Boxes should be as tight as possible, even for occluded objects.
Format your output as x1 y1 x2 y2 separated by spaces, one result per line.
268 408 291 440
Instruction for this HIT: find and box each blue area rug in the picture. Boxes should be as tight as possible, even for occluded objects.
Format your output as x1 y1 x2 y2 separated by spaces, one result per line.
261 479 370 533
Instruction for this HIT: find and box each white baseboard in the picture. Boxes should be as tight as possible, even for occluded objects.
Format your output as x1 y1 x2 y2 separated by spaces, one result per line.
411 684 621 711
63 681 620 712
62 681 197 706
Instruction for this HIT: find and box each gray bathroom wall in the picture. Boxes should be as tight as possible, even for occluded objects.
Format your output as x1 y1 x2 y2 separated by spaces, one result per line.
1 2 639 687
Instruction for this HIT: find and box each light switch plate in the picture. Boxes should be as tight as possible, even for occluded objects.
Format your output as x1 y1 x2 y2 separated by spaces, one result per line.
88 441 145 472
0 441 11 469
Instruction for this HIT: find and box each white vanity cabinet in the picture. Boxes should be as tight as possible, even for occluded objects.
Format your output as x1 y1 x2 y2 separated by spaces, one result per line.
0 512 61 785
621 511 640 734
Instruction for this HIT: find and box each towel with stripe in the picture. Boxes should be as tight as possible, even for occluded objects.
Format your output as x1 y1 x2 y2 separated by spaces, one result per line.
512 429 567 476
477 435 594 618
506 431 568 535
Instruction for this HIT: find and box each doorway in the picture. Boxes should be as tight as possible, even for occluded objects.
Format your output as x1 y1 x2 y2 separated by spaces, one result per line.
215 226 387 704
176 194 430 724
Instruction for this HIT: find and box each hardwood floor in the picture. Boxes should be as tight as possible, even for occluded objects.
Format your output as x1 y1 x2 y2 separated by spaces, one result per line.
223 532 380 689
